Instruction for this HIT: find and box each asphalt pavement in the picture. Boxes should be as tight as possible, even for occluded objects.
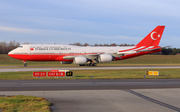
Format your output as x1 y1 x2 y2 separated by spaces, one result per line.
0 79 180 91
1 65 180 72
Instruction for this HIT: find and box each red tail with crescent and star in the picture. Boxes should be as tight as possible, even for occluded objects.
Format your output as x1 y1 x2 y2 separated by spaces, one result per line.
136 26 165 47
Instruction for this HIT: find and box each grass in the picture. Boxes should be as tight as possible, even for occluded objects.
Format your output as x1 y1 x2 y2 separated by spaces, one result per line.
1 54 180 66
53 69 180 79
0 95 51 112
0 69 180 80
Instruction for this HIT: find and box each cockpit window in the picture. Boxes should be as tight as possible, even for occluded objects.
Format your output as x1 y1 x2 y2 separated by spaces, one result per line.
18 46 23 48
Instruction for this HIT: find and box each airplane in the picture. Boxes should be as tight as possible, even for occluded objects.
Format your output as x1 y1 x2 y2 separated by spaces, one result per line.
8 26 165 67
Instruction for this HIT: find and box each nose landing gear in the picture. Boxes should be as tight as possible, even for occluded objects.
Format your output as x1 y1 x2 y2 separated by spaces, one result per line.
23 60 28 67
24 63 28 67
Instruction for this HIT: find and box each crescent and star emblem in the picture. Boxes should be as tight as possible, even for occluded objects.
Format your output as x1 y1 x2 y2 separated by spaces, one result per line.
151 32 160 40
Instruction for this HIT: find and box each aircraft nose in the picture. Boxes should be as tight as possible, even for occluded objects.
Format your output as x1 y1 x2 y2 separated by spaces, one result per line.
8 50 14 55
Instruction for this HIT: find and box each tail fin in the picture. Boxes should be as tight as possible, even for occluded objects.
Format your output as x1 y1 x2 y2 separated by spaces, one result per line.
136 26 165 46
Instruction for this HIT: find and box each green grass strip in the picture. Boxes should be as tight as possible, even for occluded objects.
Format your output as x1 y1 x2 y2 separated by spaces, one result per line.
0 69 180 80
0 95 51 112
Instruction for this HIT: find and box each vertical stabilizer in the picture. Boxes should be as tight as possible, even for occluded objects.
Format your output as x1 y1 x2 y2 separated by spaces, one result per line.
136 26 165 46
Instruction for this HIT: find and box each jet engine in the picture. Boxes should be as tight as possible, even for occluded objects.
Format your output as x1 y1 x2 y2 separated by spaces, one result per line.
60 61 73 64
73 57 87 64
98 54 113 62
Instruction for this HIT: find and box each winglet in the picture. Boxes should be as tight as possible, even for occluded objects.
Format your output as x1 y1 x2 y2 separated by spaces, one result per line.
136 26 165 46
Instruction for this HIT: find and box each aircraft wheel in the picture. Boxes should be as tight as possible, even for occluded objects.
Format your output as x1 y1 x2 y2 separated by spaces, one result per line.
93 63 97 66
24 63 28 67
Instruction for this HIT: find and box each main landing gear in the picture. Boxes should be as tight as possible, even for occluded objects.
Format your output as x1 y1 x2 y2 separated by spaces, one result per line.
79 63 97 66
89 63 97 66
23 60 28 67
79 59 98 67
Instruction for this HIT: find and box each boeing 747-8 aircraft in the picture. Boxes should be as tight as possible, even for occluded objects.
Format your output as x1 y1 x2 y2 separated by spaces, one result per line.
8 26 165 67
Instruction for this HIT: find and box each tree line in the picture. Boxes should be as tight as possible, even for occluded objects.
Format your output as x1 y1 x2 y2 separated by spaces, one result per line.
69 42 135 46
0 41 180 55
0 41 20 54
161 48 180 55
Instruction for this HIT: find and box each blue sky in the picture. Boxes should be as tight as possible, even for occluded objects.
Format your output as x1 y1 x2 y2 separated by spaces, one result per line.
0 0 180 47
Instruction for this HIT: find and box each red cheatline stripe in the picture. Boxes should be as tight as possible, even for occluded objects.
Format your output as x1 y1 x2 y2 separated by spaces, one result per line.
119 46 156 52
134 46 149 51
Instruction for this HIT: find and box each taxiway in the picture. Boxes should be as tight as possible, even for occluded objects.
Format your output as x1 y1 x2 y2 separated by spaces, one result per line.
1 65 180 72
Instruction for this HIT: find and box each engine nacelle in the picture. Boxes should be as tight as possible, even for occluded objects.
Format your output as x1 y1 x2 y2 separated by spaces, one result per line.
98 54 113 63
73 57 87 65
60 61 73 64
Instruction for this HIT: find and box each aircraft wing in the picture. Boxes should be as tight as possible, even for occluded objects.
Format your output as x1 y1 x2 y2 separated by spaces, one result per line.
110 51 137 59
63 54 101 60
161 45 172 48
116 51 137 55
63 46 164 60
63 56 75 60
